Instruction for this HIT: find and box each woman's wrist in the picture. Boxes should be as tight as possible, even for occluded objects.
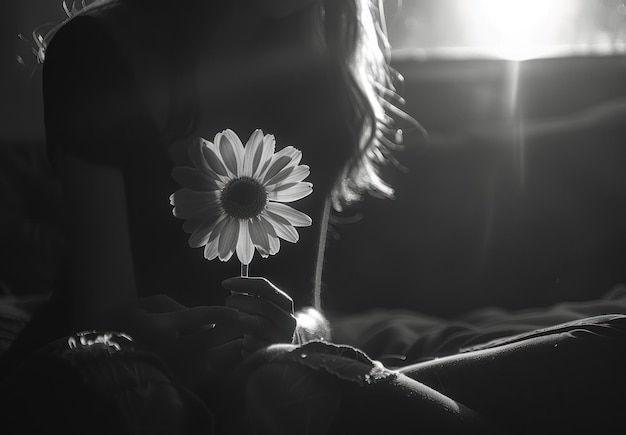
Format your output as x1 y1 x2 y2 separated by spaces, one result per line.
292 307 332 345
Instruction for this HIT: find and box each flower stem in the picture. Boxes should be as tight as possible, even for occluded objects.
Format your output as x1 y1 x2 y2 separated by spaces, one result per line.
240 263 249 278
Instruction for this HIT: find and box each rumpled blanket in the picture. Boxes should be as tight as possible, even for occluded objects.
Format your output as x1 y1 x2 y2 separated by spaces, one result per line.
329 284 626 366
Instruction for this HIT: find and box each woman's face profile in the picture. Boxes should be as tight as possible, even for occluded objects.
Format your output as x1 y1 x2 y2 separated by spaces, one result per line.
249 0 320 18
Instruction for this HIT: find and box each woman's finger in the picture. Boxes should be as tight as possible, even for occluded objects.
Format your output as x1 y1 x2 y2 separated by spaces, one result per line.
177 322 243 349
134 294 188 313
222 276 294 313
147 306 239 333
225 293 296 331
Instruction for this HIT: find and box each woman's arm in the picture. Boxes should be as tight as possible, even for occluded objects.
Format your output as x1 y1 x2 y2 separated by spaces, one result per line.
57 154 137 330
42 15 144 330
41 16 243 382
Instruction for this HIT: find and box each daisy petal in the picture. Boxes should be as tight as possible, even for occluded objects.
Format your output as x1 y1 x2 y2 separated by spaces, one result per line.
254 134 276 179
182 218 202 235
266 165 310 189
268 235 280 255
276 146 302 164
258 214 278 238
218 218 239 262
172 167 219 192
204 238 219 260
267 182 313 202
249 217 270 255
202 145 229 177
274 222 299 243
182 209 218 233
188 214 220 248
286 165 310 183
188 138 211 171
278 146 303 167
182 201 222 232
263 156 292 184
243 129 264 177
236 219 254 265
207 216 229 244
182 216 205 234
265 211 299 243
218 129 245 176
264 166 294 188
258 216 280 255
264 208 290 226
288 147 303 167
170 189 220 219
266 202 312 227
170 188 220 204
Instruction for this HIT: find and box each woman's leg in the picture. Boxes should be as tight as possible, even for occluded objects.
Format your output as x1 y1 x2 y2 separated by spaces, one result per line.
400 315 626 433
233 342 498 434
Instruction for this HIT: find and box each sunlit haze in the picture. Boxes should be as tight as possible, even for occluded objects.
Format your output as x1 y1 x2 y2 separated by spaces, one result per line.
390 0 626 60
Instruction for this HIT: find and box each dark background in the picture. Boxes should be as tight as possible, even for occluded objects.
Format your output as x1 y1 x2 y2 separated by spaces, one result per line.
0 1 65 144
325 55 626 316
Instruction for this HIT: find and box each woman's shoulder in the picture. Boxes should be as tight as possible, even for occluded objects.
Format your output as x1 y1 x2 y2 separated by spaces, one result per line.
42 2 166 168
45 1 172 132
44 3 122 67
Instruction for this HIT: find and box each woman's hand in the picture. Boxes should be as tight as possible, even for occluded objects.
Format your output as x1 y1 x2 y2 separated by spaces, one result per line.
110 294 244 385
223 277 297 356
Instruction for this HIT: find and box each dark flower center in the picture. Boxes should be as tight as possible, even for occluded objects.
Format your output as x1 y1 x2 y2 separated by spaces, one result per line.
220 177 267 219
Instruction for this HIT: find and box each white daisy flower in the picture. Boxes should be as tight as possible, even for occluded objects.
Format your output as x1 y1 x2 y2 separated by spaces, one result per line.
170 129 313 266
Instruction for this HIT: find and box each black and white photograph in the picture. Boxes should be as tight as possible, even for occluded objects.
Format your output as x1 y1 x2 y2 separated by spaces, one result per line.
1 1 626 433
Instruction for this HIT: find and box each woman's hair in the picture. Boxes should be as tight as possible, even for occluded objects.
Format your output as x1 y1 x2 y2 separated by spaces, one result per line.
31 0 416 211
320 0 417 211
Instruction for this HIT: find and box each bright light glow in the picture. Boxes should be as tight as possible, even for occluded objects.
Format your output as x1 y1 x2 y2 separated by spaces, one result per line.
389 0 626 60
470 0 571 60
